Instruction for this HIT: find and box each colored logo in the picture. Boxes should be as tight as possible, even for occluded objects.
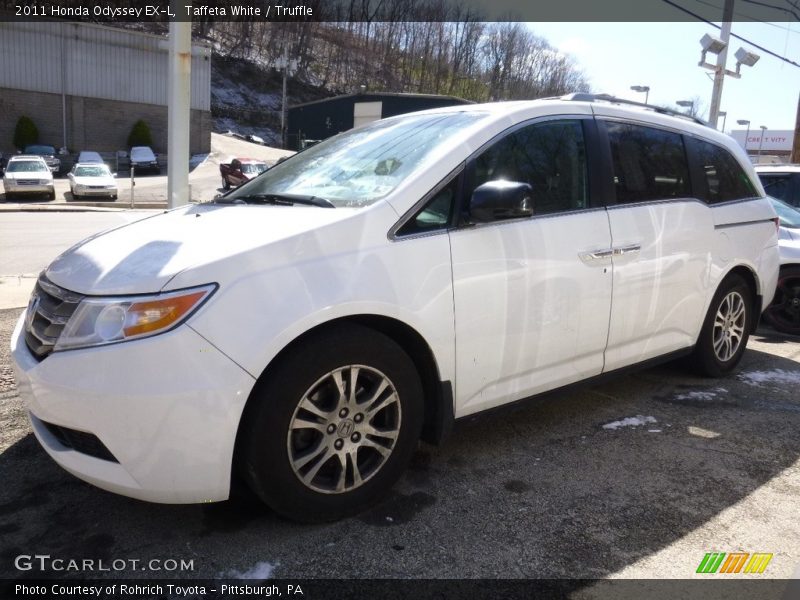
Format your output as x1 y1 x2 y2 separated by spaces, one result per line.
697 552 773 574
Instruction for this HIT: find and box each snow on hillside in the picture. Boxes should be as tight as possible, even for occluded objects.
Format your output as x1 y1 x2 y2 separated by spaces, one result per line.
210 65 282 145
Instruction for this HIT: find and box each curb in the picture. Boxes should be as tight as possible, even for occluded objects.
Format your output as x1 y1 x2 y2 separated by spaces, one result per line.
0 203 167 212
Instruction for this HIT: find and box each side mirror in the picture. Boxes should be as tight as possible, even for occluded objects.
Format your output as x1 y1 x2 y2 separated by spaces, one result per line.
469 181 534 223
112 173 117 178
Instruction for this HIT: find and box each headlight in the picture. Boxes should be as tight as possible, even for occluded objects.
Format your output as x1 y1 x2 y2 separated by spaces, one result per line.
41 179 52 185
53 284 216 351
75 184 85 191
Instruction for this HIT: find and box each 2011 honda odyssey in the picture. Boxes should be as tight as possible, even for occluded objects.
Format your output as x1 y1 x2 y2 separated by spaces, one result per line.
11 94 780 521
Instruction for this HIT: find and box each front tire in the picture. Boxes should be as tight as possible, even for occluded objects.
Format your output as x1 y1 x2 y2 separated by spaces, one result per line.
240 324 424 522
763 266 800 336
691 273 753 377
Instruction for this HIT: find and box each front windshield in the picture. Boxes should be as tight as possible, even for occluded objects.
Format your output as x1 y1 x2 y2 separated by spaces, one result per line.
26 145 55 154
224 111 485 208
75 165 111 177
8 160 46 172
770 196 800 229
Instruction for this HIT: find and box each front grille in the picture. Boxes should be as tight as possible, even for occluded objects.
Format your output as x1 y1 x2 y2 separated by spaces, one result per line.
41 420 118 462
24 275 84 361
16 179 39 185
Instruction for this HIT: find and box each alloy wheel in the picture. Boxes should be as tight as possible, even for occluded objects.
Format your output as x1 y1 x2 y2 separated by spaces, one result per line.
286 365 401 495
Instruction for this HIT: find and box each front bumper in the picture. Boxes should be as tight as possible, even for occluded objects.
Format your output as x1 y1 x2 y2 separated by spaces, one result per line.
4 181 54 195
10 311 256 503
74 187 117 197
131 162 159 172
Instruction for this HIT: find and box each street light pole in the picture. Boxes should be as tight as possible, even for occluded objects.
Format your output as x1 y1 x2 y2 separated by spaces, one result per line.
757 125 767 161
737 119 750 154
676 100 694 115
718 111 727 132
709 0 734 126
630 85 650 104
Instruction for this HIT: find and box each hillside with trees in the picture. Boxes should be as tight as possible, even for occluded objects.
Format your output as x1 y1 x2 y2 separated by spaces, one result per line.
117 18 590 143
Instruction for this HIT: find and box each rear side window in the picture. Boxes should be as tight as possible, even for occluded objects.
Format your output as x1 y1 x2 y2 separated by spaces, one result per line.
687 137 757 203
606 122 690 204
467 120 588 216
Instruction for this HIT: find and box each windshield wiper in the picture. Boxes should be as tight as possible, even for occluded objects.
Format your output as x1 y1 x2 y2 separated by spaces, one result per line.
219 193 335 208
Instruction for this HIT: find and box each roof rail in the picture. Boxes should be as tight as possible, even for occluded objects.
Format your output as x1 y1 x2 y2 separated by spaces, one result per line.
560 93 710 128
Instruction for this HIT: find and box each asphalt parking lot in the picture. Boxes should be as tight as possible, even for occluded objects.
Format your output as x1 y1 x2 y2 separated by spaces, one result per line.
1 306 799 585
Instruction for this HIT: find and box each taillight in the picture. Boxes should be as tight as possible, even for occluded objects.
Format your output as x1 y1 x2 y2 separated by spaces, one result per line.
773 217 780 232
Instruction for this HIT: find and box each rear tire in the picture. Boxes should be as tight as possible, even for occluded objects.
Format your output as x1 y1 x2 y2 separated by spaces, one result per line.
240 324 424 522
691 273 753 377
763 265 800 336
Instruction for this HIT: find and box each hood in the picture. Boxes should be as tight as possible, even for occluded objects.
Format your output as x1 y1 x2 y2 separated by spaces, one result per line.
4 170 50 180
45 203 355 296
73 175 115 186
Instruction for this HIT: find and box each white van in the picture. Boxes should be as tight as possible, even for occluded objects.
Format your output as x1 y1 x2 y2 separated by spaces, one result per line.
11 94 779 521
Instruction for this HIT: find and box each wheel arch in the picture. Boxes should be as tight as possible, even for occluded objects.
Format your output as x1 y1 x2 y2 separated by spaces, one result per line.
232 314 454 488
725 264 761 333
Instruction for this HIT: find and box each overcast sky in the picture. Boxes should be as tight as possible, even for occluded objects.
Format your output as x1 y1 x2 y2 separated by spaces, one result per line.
529 21 799 133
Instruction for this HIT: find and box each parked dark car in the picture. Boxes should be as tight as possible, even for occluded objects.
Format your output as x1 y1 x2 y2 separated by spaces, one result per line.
129 146 160 174
23 144 62 175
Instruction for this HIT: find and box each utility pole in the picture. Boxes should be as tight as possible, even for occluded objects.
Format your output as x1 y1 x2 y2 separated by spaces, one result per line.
792 93 800 164
281 45 288 149
167 0 192 208
277 45 298 149
709 0 734 126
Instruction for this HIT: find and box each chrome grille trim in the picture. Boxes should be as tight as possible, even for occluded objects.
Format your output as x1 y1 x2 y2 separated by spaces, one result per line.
37 277 84 303
24 275 85 360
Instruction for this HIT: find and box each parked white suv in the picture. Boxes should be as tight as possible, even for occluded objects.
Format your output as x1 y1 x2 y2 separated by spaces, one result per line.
2 155 55 200
10 95 779 521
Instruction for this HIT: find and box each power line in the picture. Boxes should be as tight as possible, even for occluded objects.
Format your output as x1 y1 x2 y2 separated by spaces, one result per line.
661 0 800 68
739 0 800 20
696 0 800 29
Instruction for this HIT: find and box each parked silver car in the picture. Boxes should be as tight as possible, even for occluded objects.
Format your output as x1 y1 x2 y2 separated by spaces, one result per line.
763 197 800 335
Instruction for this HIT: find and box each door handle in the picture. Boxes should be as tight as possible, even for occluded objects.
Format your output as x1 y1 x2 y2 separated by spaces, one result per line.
579 248 613 263
612 244 641 257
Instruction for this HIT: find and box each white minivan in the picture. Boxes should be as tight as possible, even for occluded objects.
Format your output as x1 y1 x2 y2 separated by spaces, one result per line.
11 95 779 521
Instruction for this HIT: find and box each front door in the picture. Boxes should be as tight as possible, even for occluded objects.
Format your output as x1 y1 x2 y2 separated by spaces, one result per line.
449 118 613 417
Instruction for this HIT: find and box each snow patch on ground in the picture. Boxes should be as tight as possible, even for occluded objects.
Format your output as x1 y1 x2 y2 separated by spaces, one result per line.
674 387 728 401
212 118 279 146
219 561 277 580
739 369 800 386
602 415 657 430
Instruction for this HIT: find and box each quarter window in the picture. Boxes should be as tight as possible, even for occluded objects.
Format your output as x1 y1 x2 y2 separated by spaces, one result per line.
395 178 457 237
467 120 588 216
687 137 757 203
606 122 690 204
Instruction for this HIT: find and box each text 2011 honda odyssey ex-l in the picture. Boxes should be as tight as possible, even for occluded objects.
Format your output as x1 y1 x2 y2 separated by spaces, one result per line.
11 94 779 521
